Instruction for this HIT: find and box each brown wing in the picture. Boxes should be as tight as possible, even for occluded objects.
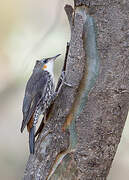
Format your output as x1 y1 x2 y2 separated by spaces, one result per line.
27 113 34 132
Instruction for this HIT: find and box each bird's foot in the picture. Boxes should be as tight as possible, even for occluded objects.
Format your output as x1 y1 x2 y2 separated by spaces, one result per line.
59 71 73 87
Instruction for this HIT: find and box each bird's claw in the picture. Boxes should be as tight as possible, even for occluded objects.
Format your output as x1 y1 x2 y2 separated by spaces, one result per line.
60 71 73 87
63 81 73 87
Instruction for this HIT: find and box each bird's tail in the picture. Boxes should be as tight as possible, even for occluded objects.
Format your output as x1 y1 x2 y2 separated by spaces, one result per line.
29 126 35 154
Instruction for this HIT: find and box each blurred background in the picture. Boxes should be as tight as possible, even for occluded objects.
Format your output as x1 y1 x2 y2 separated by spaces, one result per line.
0 0 129 179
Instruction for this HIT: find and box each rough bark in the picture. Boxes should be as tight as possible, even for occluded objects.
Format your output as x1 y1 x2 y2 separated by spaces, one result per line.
23 0 129 179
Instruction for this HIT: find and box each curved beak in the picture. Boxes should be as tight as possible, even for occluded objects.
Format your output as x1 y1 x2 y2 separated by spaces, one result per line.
47 54 61 62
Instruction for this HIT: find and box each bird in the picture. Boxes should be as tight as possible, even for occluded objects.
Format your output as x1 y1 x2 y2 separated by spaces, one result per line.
21 54 61 154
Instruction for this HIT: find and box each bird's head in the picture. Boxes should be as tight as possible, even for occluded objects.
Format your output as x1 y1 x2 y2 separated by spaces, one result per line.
34 54 61 74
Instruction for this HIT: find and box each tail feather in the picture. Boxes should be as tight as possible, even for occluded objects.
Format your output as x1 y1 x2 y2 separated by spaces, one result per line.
29 126 35 154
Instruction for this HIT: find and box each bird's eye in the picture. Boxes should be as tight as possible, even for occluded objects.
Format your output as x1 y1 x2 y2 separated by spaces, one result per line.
43 59 47 64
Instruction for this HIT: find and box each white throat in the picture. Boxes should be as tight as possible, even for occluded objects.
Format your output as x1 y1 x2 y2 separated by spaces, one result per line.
45 61 54 78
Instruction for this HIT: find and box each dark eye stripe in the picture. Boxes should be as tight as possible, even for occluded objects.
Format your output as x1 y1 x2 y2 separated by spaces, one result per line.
44 59 49 64
44 60 47 63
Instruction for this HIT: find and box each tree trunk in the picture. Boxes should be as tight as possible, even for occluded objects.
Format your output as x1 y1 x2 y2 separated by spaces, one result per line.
23 0 129 179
